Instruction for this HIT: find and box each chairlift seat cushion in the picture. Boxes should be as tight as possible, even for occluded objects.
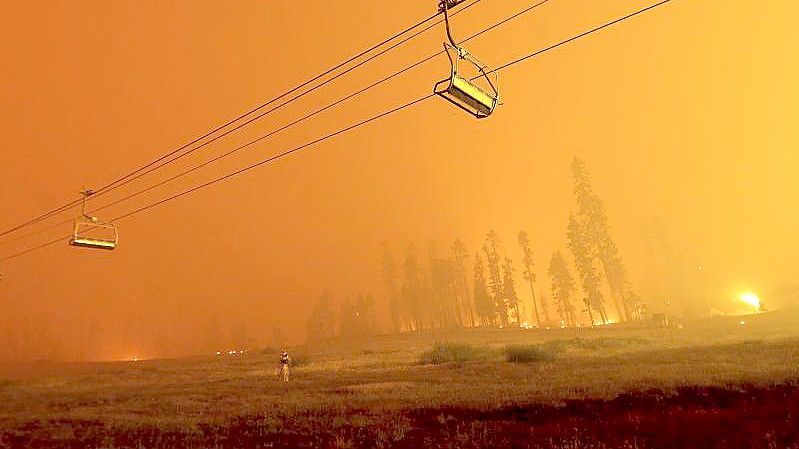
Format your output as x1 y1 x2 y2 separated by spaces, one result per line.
70 237 117 250
449 75 496 116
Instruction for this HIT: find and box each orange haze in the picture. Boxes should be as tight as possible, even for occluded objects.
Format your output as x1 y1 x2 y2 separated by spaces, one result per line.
1 0 797 361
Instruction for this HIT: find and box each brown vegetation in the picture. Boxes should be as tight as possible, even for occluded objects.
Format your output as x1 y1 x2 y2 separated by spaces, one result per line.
0 310 798 448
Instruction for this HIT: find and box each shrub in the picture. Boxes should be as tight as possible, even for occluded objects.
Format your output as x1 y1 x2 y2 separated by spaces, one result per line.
504 344 555 364
543 337 649 353
418 342 487 365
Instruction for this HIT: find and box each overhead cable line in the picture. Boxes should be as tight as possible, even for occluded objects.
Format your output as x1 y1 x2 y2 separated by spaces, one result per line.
2 0 550 247
0 0 483 239
0 0 675 262
489 0 673 74
0 95 433 261
66 0 486 204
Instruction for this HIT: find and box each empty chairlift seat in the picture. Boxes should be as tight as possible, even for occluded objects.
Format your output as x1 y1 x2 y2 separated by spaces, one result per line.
70 216 118 250
449 74 497 116
69 190 118 251
433 44 499 118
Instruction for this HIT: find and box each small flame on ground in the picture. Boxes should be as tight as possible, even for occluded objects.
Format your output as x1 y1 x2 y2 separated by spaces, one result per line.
216 349 248 356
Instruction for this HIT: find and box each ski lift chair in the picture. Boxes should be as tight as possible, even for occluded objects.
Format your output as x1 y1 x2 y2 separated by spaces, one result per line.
69 190 118 250
433 0 500 118
434 43 500 118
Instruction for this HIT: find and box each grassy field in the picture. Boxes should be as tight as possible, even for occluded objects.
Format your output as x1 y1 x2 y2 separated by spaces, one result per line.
1 309 798 448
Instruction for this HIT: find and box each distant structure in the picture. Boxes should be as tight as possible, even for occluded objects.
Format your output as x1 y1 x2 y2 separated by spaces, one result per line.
651 313 667 327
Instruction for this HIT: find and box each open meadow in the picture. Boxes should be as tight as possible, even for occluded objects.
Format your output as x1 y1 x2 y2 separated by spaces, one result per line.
2 0 798 447
1 309 798 448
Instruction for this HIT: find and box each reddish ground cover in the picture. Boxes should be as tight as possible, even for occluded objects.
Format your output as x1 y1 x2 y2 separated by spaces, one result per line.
3 381 798 449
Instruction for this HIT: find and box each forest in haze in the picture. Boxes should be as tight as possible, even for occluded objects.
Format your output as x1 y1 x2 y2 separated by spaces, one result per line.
3 156 795 363
306 157 690 340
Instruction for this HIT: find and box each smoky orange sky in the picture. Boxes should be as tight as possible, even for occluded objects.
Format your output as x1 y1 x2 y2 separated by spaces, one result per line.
1 0 797 361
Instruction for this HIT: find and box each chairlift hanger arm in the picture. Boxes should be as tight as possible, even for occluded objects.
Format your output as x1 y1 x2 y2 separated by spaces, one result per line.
79 189 96 219
439 0 461 47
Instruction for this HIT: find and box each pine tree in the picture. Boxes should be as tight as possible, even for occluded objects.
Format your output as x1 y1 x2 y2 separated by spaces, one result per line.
571 157 629 321
428 240 457 328
381 243 402 332
625 290 643 322
452 239 475 327
338 297 356 337
605 252 632 321
472 253 495 325
358 294 378 334
483 231 508 325
567 214 608 324
306 289 337 340
401 245 426 331
433 258 464 328
538 293 553 326
548 250 577 327
347 294 375 336
502 257 521 324
417 265 435 329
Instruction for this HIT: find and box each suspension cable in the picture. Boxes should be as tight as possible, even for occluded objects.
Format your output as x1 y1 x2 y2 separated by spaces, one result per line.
71 0 485 206
0 0 483 239
2 0 550 247
0 0 676 262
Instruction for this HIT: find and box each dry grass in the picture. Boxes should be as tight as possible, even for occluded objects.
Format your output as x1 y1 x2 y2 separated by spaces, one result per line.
0 310 798 447
417 342 491 365
504 344 556 363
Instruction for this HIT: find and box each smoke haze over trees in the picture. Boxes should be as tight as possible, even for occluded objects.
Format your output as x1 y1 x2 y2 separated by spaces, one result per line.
1 0 796 364
4 151 795 360
304 159 652 340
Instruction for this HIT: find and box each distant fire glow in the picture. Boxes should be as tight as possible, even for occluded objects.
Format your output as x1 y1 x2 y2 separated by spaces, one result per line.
594 319 617 326
738 292 761 310
217 349 249 357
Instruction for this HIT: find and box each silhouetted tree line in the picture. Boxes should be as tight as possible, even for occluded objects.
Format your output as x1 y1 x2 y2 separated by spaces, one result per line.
381 231 542 332
305 157 643 339
305 288 379 340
